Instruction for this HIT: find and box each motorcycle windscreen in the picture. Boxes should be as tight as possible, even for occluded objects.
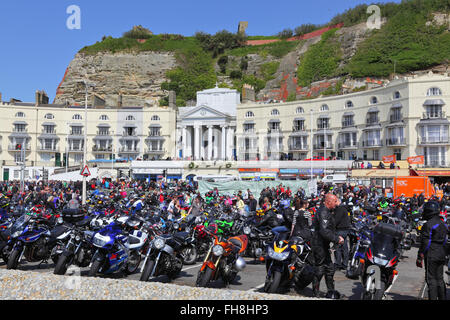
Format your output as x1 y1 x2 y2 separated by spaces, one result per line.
371 232 397 260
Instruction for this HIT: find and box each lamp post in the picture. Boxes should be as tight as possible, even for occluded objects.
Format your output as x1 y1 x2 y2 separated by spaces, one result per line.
77 80 95 205
310 109 313 181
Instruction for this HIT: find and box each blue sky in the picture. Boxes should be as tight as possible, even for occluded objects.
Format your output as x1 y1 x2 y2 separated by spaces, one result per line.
0 0 400 103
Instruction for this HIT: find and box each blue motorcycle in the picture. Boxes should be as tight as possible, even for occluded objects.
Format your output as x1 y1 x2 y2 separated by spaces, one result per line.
5 213 62 269
88 219 146 277
346 216 372 279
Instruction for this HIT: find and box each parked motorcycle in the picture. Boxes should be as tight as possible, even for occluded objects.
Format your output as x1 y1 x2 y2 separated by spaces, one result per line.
360 222 402 300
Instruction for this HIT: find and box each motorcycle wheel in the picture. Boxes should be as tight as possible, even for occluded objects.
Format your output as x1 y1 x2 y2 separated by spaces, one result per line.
373 281 386 300
54 255 71 275
196 266 213 287
88 259 102 277
139 259 155 282
6 249 21 270
125 251 141 275
264 271 282 293
180 246 197 265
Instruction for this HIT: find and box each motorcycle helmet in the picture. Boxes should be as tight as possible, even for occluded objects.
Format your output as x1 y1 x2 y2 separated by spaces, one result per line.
422 200 440 220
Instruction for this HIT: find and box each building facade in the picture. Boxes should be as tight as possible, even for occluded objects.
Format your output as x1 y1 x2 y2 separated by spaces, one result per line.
0 72 449 180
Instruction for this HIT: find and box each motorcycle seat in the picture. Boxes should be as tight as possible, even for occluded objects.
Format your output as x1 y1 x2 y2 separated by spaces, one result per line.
174 231 189 240
128 235 141 245
75 217 91 227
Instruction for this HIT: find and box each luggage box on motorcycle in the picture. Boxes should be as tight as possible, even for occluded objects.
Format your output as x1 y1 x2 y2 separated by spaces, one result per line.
62 208 85 223
373 222 403 240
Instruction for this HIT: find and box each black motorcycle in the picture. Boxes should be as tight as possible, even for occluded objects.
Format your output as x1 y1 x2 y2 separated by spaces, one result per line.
361 222 402 300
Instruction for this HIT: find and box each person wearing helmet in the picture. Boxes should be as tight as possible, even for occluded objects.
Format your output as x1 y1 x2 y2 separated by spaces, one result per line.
416 200 448 300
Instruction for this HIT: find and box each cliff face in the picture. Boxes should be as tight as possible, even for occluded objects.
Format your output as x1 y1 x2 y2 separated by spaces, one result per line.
54 51 178 107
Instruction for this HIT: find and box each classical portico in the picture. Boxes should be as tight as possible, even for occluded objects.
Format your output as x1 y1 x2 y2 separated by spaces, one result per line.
177 86 238 161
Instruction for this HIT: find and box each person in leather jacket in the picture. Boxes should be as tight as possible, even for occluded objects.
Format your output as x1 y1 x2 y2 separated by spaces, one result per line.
311 193 344 298
416 200 448 300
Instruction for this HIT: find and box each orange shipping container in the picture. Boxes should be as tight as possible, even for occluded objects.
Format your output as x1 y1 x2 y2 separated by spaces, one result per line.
393 176 435 198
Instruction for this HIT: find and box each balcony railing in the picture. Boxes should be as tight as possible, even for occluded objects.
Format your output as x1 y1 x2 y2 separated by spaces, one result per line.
119 147 140 153
96 131 110 136
386 137 406 146
366 118 380 126
122 131 137 137
42 130 56 135
69 131 84 136
313 142 333 149
12 129 28 133
341 121 355 128
289 144 308 151
267 128 281 134
68 146 84 152
292 126 305 132
38 146 59 152
148 131 161 137
417 136 450 145
8 144 31 151
422 111 447 120
92 145 112 152
362 140 383 147
145 148 165 153
338 142 357 149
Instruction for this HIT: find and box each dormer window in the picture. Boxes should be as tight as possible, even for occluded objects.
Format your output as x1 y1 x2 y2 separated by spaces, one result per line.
44 113 54 119
370 96 378 104
15 112 25 118
271 109 280 116
151 115 160 121
393 91 401 99
427 87 442 96
345 101 353 108
99 115 109 121
72 114 82 120
320 104 329 112
245 111 255 118
126 115 135 121
296 107 304 114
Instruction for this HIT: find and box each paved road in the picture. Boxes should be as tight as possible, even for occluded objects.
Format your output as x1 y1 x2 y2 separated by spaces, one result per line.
1 243 447 300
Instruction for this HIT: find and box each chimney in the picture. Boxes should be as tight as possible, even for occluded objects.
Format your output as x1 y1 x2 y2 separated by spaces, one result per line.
0 92 2 103
35 90 49 105
242 84 255 103
92 94 106 108
118 94 123 108
169 90 176 109
35 90 40 105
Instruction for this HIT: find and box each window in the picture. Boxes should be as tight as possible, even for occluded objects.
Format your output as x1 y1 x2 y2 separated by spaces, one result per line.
14 124 26 132
149 127 160 136
342 115 354 127
345 101 353 108
70 126 83 135
43 125 55 134
293 120 305 131
366 112 379 125
270 109 280 116
427 87 442 96
317 118 329 129
151 115 160 121
72 114 82 120
245 111 255 118
296 107 304 114
370 97 378 104
320 104 329 112
126 115 135 121
44 113 54 119
393 91 401 99
243 123 255 133
99 115 109 121
15 112 25 118
98 127 109 135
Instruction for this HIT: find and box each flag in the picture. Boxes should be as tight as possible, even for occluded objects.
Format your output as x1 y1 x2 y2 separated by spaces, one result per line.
407 155 424 164
383 155 396 163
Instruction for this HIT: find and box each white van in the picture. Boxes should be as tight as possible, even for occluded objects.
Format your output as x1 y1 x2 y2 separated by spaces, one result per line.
322 174 347 184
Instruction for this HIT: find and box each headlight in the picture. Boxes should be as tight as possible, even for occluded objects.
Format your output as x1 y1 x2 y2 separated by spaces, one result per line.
93 234 111 247
212 245 224 256
373 256 389 266
243 226 251 235
75 235 82 242
153 237 165 249
12 231 22 238
185 227 191 233
268 246 290 261
173 223 180 230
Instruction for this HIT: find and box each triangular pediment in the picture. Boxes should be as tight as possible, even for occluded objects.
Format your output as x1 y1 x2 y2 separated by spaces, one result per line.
181 105 229 119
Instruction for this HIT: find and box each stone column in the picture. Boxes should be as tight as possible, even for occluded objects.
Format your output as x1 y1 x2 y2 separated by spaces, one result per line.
200 126 205 160
194 125 200 160
207 125 213 160
227 127 235 161
181 125 187 160
221 125 227 160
